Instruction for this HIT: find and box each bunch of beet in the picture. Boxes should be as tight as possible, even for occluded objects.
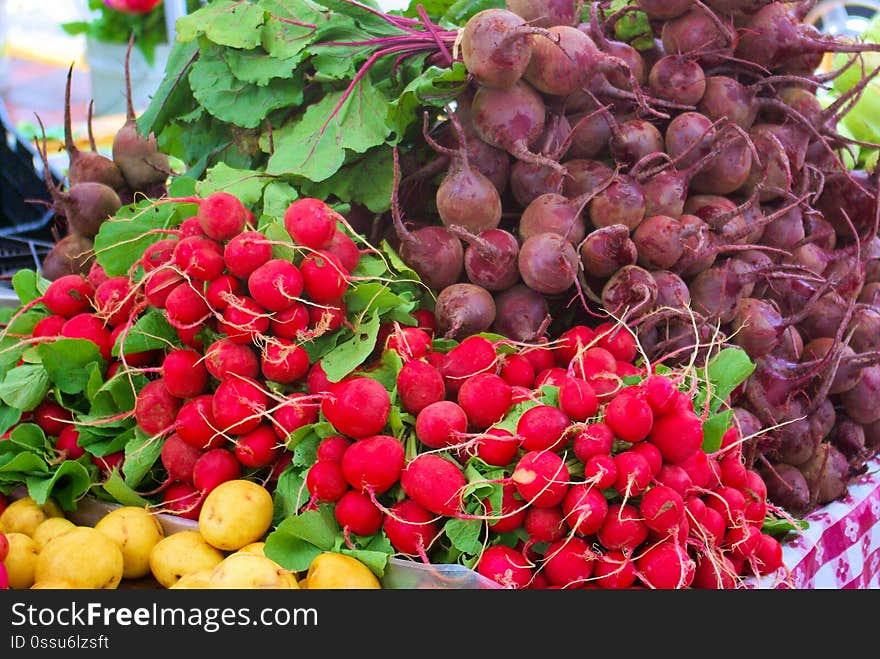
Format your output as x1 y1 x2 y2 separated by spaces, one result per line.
301 322 785 589
4 191 363 519
388 1 880 516
37 38 171 281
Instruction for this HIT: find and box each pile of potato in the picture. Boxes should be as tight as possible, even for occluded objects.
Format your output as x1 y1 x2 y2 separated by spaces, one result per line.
0 480 380 589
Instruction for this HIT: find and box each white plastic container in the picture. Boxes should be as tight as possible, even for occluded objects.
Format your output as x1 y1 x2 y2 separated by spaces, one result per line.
85 36 171 116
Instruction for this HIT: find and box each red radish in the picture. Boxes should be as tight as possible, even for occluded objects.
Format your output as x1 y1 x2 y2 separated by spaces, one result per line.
542 537 594 588
753 534 783 575
270 303 310 340
306 460 349 503
439 336 498 395
554 326 596 365
693 553 738 590
558 377 598 421
178 216 205 238
656 465 693 498
92 451 124 477
632 442 663 476
94 277 138 326
334 490 382 537
300 251 348 304
484 483 526 533
719 453 748 489
141 239 178 272
192 448 242 494
383 499 440 557
535 367 568 388
684 495 707 525
742 470 769 525
197 192 249 241
32 315 66 338
61 313 112 361
522 345 555 373
341 434 405 494
306 361 333 394
162 483 203 520
637 541 696 589
0 533 8 563
644 375 677 415
87 261 110 289
224 231 273 278
412 309 437 336
415 401 468 449
283 198 339 249
570 346 617 380
476 544 533 589
517 405 570 452
322 377 390 439
56 425 84 459
477 428 520 467
500 354 535 388
260 339 310 384
679 448 714 489
594 322 638 363
234 425 281 468
176 395 224 450
212 376 267 435
308 302 346 334
594 550 638 589
397 360 446 415
597 503 649 552
640 485 686 534
613 451 653 497
176 322 208 351
457 373 512 429
605 393 654 442
161 349 208 399
706 486 747 528
165 281 210 329
159 432 202 485
385 327 432 361
524 506 567 543
272 394 319 440
205 274 241 311
573 423 614 463
649 410 704 464
724 523 761 560
205 339 259 381
41 274 94 318
324 230 361 273
697 507 726 546
109 324 158 367
562 483 609 535
135 379 181 436
512 450 569 508
219 296 270 344
33 400 73 436
172 237 224 282
316 435 352 463
583 454 617 489
401 453 467 517
247 259 304 312
144 269 183 309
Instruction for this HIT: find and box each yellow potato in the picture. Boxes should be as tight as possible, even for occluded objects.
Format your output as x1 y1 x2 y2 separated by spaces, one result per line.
236 542 266 556
0 497 64 537
35 527 124 589
95 506 165 579
149 531 225 589
5 533 40 589
170 569 215 590
208 554 298 589
32 518 76 550
31 579 77 589
199 480 273 551
305 552 381 589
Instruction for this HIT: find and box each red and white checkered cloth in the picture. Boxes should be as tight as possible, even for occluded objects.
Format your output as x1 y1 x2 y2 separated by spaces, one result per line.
749 456 880 589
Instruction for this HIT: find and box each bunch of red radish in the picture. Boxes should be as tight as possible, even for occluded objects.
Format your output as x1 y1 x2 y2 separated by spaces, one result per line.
8 191 362 519
302 321 784 589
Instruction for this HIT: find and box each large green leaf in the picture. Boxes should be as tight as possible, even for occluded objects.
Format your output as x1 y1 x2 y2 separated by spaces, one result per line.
176 0 266 49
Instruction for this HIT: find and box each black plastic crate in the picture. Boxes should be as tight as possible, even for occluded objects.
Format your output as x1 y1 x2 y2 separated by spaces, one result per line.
0 97 62 281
